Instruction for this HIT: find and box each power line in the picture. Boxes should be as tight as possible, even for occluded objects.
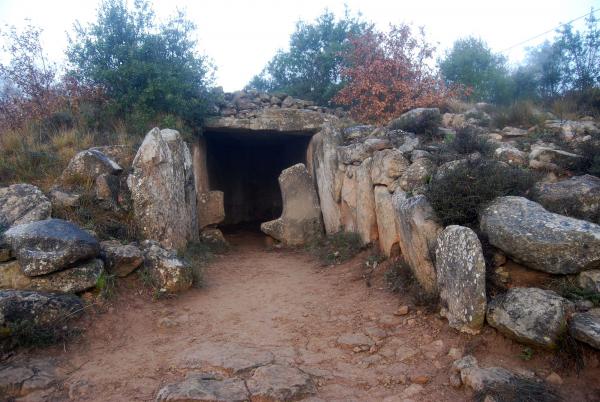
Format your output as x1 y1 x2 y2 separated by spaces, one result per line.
500 7 599 53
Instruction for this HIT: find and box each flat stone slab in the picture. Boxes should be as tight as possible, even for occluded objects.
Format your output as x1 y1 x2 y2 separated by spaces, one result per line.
205 108 332 134
246 364 316 401
180 342 275 375
0 358 58 399
156 373 248 402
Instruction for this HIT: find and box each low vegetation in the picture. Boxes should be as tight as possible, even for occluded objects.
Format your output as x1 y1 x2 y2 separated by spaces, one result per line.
384 258 438 310
307 231 364 266
425 158 537 227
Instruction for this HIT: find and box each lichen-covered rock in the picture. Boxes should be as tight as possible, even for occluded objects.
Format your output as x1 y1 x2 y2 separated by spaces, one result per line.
569 308 600 350
337 142 371 165
387 108 441 134
486 287 568 349
0 184 51 228
356 157 378 245
197 191 225 229
0 289 83 332
500 126 528 137
59 148 122 184
261 164 323 246
49 188 80 208
200 228 229 250
180 342 274 375
480 196 600 274
204 108 332 133
529 146 582 172
246 364 316 401
310 123 342 234
0 259 103 293
371 149 410 186
435 226 486 334
0 358 59 400
95 173 120 210
140 241 192 293
374 186 399 257
3 219 100 276
399 158 436 193
89 145 135 169
530 174 600 223
130 128 199 250
393 194 442 296
494 145 528 167
100 240 143 277
156 373 249 402
578 270 600 293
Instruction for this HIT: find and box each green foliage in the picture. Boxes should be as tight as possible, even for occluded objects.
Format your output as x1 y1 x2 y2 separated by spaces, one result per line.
307 231 363 265
439 37 513 104
425 159 537 227
519 347 534 361
67 0 215 134
247 9 367 106
549 276 600 307
96 271 117 300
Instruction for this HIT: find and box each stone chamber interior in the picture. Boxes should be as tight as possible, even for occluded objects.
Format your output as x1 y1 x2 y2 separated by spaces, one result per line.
204 130 313 232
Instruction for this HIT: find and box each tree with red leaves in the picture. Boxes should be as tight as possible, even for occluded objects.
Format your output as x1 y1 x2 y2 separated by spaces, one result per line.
334 24 455 124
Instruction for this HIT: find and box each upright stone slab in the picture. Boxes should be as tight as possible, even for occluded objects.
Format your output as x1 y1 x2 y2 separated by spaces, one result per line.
197 191 225 228
480 196 600 274
310 123 342 234
436 226 486 334
356 157 378 245
374 186 399 257
129 128 199 250
393 194 442 296
261 164 323 246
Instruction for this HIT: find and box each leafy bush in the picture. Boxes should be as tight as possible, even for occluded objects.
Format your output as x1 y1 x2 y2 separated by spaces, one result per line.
425 159 537 227
307 231 363 265
334 24 456 124
248 10 367 106
67 0 215 134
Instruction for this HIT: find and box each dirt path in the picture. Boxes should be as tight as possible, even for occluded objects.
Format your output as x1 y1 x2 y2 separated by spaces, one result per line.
24 232 600 401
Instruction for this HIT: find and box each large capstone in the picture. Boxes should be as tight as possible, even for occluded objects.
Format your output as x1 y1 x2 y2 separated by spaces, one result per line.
530 174 600 223
435 225 486 334
3 219 100 276
0 184 51 228
0 259 103 293
393 194 442 296
486 287 568 349
129 128 199 250
261 163 323 246
0 289 83 333
480 196 600 274
204 108 331 133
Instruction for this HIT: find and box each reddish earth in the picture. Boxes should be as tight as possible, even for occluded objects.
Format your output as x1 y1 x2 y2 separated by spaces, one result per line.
13 231 600 401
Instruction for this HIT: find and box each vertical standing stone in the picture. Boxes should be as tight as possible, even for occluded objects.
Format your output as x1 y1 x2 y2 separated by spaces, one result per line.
435 225 486 334
356 157 378 245
129 128 199 250
374 186 399 257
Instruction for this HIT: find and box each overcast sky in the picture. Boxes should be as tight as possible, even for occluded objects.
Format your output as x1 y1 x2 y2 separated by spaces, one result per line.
1 0 599 91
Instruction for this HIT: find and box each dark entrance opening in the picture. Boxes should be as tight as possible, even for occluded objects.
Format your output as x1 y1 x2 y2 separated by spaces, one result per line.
204 130 313 232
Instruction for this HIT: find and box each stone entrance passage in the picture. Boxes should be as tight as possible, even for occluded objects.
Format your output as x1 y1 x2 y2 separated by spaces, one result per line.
203 130 312 230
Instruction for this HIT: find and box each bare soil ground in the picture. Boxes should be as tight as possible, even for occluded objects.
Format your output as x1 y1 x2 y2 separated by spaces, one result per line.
12 231 600 401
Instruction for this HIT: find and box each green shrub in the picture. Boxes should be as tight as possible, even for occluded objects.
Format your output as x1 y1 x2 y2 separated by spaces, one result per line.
425 159 537 227
307 231 363 265
96 272 117 300
446 126 496 157
572 132 600 177
491 100 545 129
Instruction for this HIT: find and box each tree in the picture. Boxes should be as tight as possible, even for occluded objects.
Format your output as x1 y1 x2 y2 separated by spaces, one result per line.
247 9 367 106
521 41 564 100
439 37 512 104
334 24 453 124
67 0 214 133
555 9 600 92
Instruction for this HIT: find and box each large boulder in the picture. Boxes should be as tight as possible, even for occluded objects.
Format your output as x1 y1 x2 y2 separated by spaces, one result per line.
261 164 323 246
486 287 569 349
399 158 436 193
480 196 600 274
3 219 100 276
129 128 199 250
310 123 342 234
569 308 600 350
374 186 399 257
435 225 486 334
530 174 600 223
197 191 225 229
0 290 83 333
0 184 51 228
140 241 192 293
393 194 442 296
578 270 600 293
100 240 143 277
387 108 441 134
59 148 122 184
370 149 410 186
0 259 103 293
